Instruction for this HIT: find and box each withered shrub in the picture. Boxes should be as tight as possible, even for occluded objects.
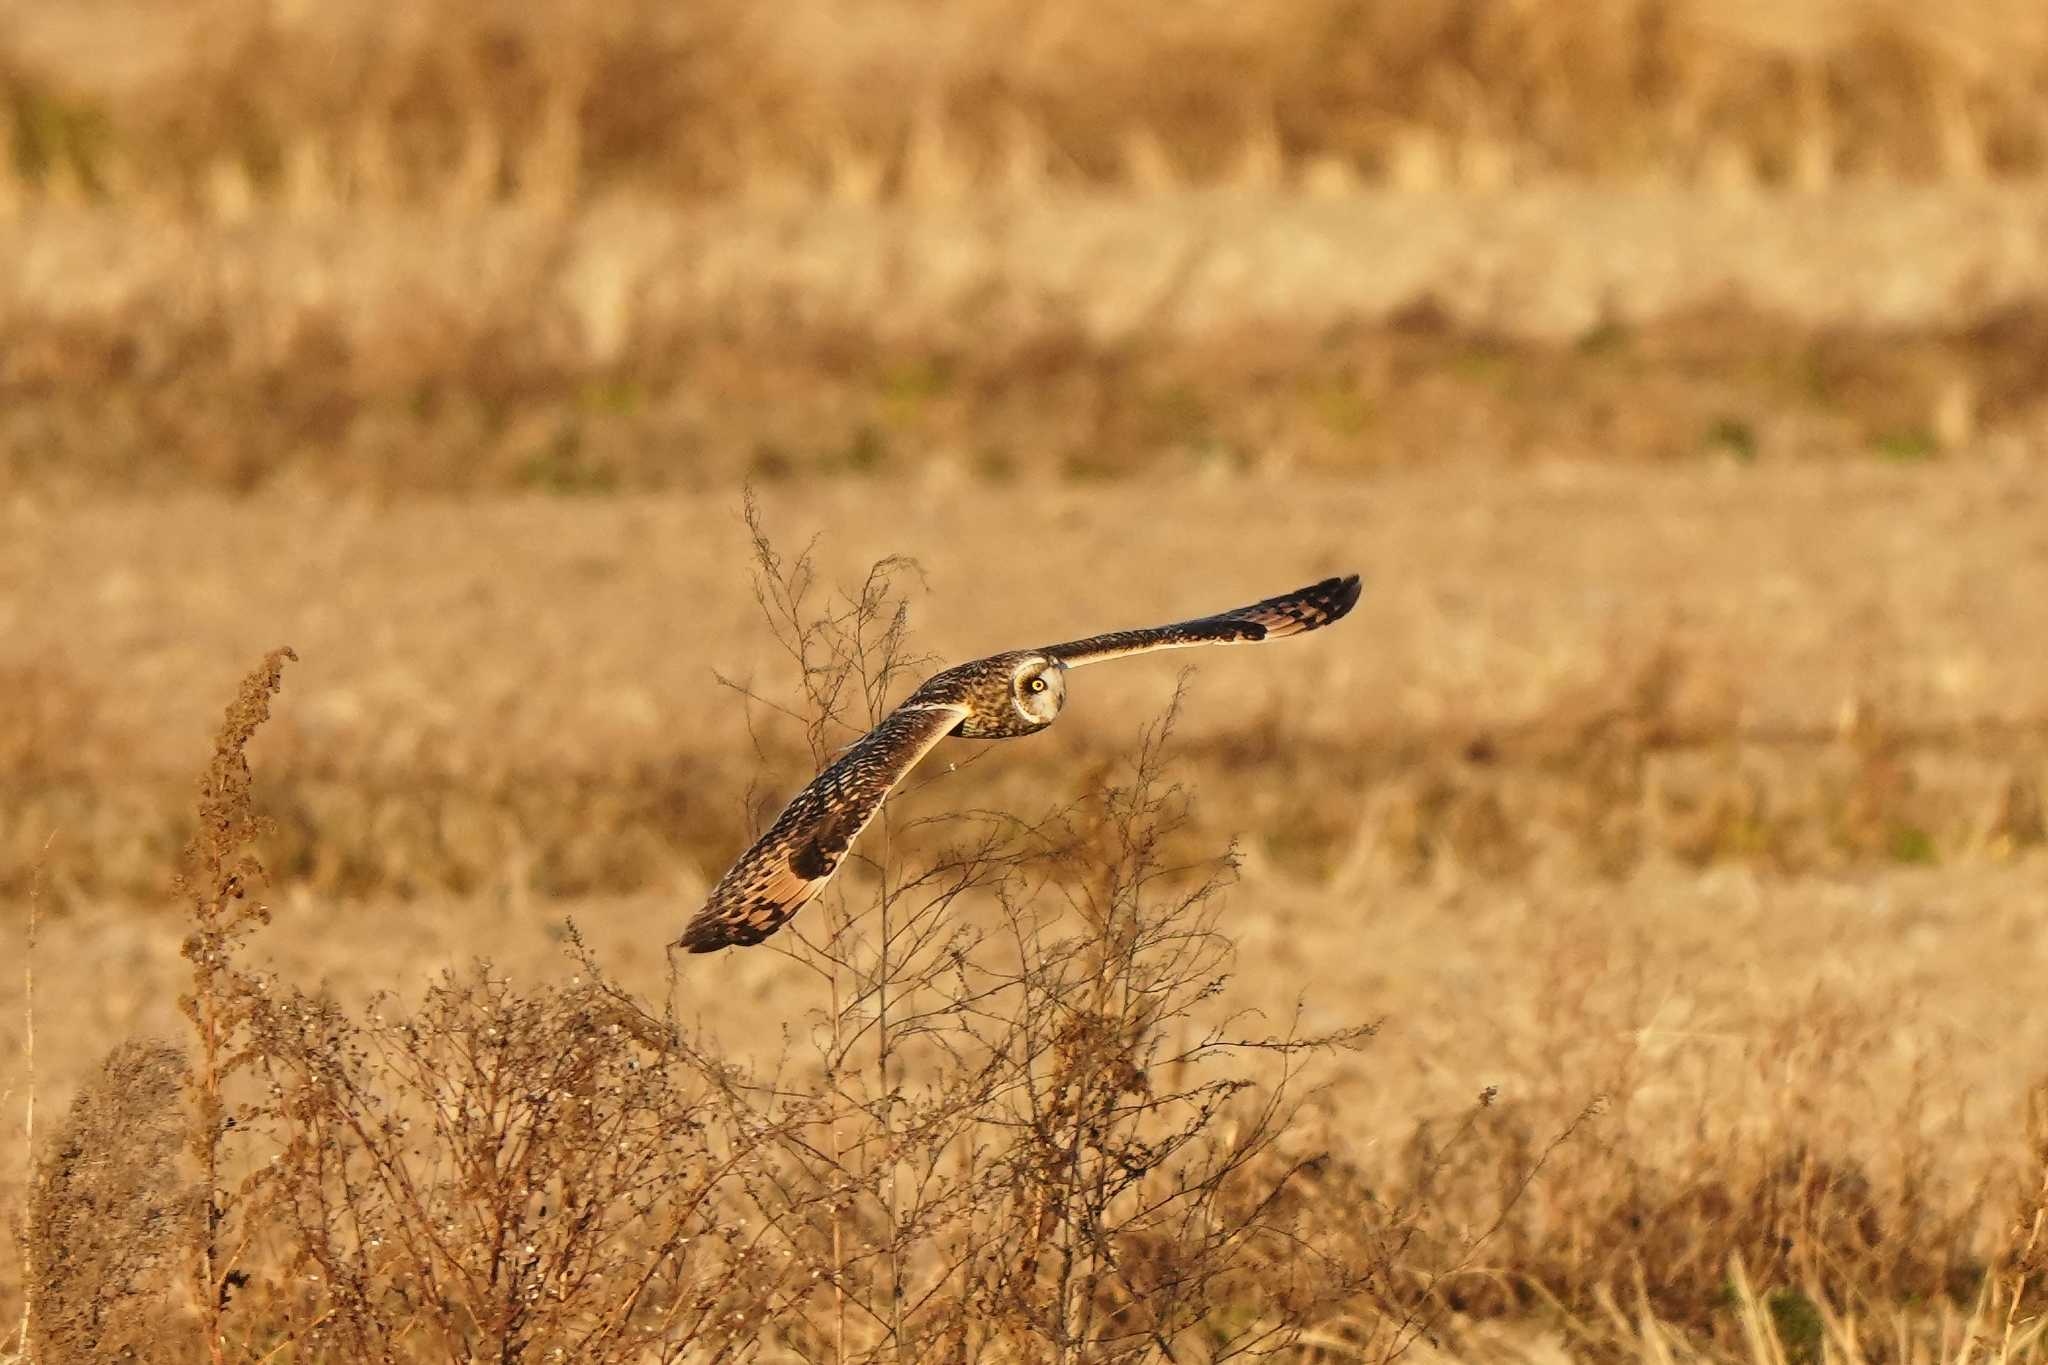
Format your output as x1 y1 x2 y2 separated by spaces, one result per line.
26 1040 190 1365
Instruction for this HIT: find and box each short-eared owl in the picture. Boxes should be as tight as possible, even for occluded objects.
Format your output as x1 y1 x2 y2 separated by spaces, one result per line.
677 574 1362 954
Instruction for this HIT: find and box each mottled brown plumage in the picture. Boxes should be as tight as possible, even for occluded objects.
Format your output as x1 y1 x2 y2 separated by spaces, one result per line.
677 574 1361 953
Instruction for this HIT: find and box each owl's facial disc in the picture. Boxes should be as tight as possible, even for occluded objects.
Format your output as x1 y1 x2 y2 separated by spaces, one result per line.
1012 657 1066 725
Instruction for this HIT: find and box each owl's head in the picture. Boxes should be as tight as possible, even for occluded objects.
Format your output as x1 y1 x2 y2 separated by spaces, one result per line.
923 650 1069 738
1010 655 1067 727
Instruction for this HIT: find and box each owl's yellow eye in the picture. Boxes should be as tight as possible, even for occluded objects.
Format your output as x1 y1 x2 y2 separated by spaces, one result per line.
1027 676 1047 693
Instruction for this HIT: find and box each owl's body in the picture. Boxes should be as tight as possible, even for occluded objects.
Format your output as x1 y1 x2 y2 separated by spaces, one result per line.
677 574 1360 954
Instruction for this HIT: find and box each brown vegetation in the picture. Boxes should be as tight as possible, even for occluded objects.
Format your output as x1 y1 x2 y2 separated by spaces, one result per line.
8 5 2048 1358
6 200 2048 494
7 548 1394 1361
6 469 2048 907
25 1040 188 1362
7 521 2048 1362
6 0 2048 207
6 4 2048 496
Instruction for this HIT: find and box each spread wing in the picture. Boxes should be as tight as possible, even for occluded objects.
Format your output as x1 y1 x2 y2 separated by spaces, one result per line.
676 701 969 953
1041 574 1362 668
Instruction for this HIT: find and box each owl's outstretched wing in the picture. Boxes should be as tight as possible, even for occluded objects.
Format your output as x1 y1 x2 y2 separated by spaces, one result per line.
1041 574 1361 668
677 701 969 953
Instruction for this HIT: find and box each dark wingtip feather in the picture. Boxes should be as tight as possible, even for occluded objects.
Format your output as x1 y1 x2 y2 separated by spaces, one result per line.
1324 573 1363 622
1278 573 1362 631
676 914 731 954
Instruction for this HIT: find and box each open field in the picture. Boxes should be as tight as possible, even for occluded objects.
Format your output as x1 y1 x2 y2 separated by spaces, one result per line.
8 2 2048 1353
6 192 2048 492
6 0 2048 206
6 852 2048 1356
6 468 2048 903
4 469 2048 1360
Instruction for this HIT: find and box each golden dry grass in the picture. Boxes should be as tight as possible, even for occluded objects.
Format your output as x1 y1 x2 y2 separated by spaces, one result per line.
5 195 2048 492
6 0 2048 207
5 470 2048 903
5 3 2048 497
4 474 2048 1360
7 5 2048 1356
4 713 2048 1358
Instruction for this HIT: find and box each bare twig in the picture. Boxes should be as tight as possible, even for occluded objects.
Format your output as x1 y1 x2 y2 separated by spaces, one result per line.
14 832 53 1362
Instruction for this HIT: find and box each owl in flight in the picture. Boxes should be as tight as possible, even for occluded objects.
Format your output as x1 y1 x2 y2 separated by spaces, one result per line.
677 574 1362 953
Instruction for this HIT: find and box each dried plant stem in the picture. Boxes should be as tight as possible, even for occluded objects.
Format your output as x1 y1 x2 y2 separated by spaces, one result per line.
15 835 50 1360
828 957 848 1365
2004 1089 2048 1360
876 808 905 1353
191 967 228 1365
177 647 295 1364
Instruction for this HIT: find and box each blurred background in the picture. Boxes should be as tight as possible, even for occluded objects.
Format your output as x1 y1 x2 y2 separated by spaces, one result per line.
3 0 2048 493
5 2 2048 1349
4 0 2047 876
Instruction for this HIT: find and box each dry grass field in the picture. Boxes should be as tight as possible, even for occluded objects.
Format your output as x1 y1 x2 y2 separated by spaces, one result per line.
7 1 2048 1362
8 0 2048 204
5 475 2048 1361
